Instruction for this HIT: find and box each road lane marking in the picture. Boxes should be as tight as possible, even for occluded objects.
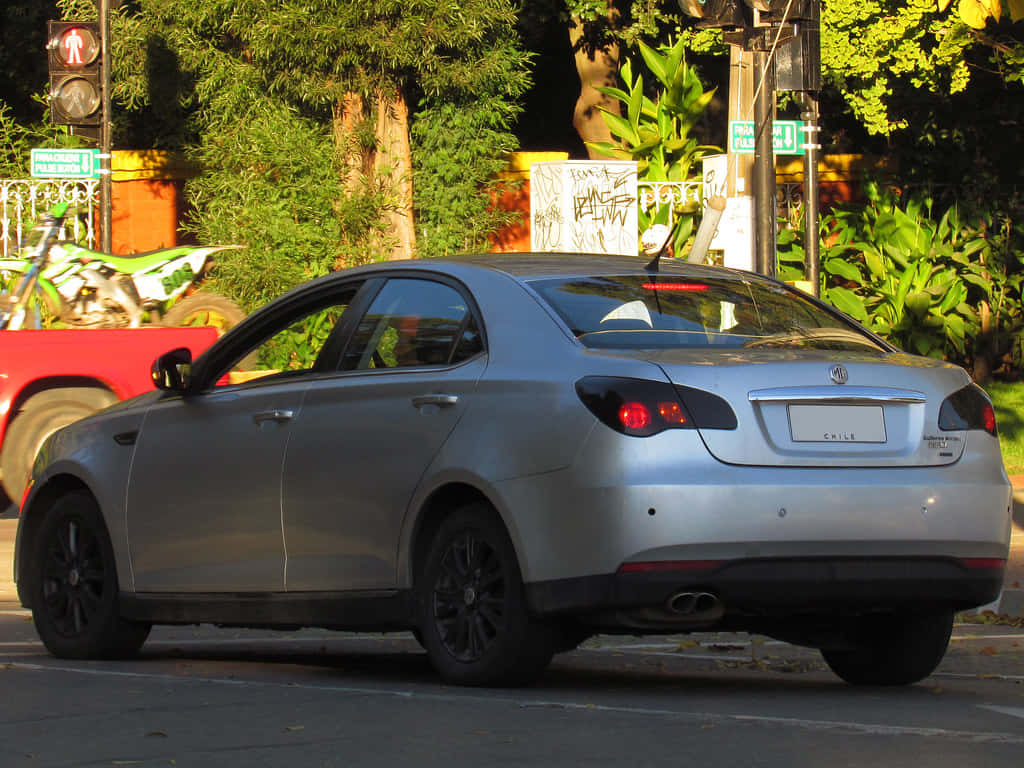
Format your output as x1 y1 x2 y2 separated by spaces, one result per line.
980 705 1024 720
5 660 1024 744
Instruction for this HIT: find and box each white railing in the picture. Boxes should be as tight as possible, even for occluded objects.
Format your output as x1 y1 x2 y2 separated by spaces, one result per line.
1 178 100 257
639 179 806 228
637 181 703 228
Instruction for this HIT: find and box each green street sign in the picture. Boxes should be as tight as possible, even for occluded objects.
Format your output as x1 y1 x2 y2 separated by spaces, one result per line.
728 120 805 156
30 148 101 179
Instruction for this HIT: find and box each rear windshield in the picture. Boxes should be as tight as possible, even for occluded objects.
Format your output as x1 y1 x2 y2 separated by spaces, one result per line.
529 275 885 352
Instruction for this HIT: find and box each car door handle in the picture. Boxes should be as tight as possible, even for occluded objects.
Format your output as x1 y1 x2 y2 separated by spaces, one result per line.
252 409 294 424
411 394 459 408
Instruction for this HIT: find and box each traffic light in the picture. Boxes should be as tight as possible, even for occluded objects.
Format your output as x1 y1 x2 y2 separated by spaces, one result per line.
676 0 746 29
47 21 102 126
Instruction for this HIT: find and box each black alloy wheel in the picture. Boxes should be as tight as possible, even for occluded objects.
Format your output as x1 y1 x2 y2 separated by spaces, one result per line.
417 504 556 686
30 491 150 659
41 510 105 639
432 529 506 663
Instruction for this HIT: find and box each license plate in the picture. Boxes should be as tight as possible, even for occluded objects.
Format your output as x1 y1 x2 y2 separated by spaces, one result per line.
788 405 886 443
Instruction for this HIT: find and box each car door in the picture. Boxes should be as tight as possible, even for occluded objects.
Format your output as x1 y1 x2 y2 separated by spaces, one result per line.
282 275 486 591
125 282 363 592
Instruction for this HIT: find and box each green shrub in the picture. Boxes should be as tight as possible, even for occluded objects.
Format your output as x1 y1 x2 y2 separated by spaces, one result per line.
779 186 1024 379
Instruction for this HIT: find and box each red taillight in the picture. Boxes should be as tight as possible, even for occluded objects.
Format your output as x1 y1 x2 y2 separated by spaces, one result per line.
619 402 652 431
658 401 688 425
939 383 998 437
983 404 996 435
576 376 737 437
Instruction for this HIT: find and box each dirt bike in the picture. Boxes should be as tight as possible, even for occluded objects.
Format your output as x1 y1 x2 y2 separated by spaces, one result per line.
0 204 246 331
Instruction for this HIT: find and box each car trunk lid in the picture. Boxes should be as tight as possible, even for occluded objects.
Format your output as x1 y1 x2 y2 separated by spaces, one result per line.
619 348 967 467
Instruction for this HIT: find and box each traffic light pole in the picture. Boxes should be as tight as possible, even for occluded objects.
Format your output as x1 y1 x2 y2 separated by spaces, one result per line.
752 44 776 279
100 0 112 253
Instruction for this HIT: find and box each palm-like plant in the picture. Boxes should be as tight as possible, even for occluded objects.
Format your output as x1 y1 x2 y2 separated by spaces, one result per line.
587 38 719 253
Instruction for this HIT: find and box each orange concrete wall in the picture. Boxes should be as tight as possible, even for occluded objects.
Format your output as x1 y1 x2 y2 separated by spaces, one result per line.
488 152 568 253
110 151 196 255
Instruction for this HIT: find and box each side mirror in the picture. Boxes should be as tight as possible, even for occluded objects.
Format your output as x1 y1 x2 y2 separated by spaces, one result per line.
151 347 193 391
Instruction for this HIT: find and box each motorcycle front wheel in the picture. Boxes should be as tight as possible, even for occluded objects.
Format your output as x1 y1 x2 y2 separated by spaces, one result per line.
160 291 246 333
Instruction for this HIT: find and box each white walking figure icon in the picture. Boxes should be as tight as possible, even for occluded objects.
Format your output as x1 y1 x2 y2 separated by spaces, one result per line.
63 29 84 65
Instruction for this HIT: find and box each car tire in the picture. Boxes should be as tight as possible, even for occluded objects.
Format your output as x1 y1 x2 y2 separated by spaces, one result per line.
554 622 593 654
820 609 954 686
29 490 150 659
0 387 117 501
416 504 556 686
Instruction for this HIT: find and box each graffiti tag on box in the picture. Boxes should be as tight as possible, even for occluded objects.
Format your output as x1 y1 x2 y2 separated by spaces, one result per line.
530 162 638 256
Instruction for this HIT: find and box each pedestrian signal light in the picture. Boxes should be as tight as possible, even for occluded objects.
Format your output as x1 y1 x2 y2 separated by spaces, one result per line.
47 21 102 126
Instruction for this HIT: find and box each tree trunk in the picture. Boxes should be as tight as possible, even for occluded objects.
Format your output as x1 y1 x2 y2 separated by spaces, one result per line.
334 92 369 196
332 89 417 263
375 88 417 261
569 13 621 159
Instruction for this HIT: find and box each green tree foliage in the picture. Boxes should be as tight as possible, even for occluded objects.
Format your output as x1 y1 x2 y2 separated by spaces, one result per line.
1 0 530 310
822 0 1024 131
111 0 531 308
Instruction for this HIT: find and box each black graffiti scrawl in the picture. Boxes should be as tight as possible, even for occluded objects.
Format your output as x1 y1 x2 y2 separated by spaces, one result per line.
530 161 637 256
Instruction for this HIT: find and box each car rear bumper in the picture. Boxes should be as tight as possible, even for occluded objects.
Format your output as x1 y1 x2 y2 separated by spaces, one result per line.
525 555 1006 628
493 428 1013 585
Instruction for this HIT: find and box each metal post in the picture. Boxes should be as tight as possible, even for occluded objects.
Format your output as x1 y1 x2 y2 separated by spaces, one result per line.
752 45 776 279
800 92 821 297
724 47 756 272
99 0 112 253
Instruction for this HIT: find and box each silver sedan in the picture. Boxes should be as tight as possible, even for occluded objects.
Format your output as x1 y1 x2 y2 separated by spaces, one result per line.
13 254 1012 686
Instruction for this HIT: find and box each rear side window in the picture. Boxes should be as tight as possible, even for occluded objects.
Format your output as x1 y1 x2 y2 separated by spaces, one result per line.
529 275 884 352
341 278 482 370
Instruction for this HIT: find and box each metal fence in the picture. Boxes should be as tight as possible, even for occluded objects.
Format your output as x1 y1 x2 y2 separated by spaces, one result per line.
639 179 805 228
0 178 100 257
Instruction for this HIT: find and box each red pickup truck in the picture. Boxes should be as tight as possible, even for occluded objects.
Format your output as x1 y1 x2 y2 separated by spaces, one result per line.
0 327 218 505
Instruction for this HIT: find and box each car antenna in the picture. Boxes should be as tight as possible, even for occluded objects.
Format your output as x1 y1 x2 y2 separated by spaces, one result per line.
643 217 683 273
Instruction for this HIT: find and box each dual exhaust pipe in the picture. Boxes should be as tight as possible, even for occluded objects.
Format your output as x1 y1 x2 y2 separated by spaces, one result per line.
665 590 723 620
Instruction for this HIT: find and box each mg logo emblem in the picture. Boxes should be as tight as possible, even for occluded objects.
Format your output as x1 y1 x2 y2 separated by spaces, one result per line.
829 364 849 385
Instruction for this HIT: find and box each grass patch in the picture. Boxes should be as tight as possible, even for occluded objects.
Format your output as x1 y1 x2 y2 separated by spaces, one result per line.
983 381 1024 475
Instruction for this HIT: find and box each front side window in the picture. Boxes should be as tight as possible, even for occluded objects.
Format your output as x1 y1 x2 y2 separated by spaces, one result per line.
529 275 885 352
341 278 482 370
213 288 358 387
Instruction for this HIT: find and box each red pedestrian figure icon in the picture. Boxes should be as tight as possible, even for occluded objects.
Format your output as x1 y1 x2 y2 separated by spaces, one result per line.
63 28 84 65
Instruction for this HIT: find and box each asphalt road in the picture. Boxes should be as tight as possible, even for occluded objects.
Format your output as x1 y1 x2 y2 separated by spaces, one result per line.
2 508 1024 767
1 615 1024 767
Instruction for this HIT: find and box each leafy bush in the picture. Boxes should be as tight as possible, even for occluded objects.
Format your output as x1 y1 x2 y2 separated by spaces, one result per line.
779 186 1024 379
